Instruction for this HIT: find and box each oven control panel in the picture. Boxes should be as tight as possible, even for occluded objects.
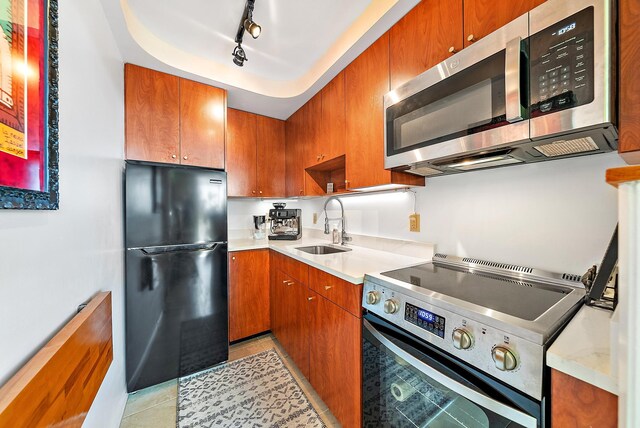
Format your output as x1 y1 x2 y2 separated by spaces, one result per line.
404 303 446 338
362 280 544 400
529 6 594 117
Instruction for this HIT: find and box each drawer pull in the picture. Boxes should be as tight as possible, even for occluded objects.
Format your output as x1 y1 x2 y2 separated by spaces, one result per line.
307 296 316 301
324 285 333 290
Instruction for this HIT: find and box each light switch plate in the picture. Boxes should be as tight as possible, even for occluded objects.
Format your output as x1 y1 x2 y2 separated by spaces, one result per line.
409 213 420 232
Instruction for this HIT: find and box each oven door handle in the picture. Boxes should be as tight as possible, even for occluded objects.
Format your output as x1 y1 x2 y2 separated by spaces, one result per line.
505 36 524 123
363 319 538 428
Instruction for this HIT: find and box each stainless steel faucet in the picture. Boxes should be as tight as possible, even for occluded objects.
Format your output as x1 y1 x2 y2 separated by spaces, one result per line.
323 196 352 245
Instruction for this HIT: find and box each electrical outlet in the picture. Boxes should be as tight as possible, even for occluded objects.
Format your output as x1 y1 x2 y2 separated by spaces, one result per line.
409 213 420 232
313 213 318 224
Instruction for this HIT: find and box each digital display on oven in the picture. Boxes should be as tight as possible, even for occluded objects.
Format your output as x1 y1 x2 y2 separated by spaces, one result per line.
405 303 445 338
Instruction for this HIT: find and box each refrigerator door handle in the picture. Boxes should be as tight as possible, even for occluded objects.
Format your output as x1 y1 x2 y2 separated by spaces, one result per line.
136 242 226 255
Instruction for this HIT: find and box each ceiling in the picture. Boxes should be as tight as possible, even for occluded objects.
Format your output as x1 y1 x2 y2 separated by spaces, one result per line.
100 0 419 119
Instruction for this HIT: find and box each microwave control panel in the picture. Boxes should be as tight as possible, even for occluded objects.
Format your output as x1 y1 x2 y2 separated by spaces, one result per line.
529 7 594 117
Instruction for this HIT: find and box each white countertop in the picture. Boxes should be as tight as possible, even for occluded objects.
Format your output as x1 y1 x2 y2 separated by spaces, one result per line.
547 305 618 395
228 237 430 284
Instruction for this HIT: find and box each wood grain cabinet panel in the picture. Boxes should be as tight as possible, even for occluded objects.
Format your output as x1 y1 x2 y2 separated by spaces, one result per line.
303 93 323 169
463 0 545 47
309 267 362 317
256 115 286 197
285 108 306 197
125 64 180 164
345 34 424 190
390 0 463 89
179 79 226 169
551 369 617 427
310 294 362 428
229 250 270 342
226 108 257 197
321 72 346 162
619 0 640 163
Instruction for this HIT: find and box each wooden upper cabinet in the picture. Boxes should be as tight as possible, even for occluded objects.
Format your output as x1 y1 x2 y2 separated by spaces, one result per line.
226 108 257 197
125 64 180 164
320 72 346 161
345 34 424 190
285 108 305 197
256 115 286 197
390 0 463 89
179 79 226 169
463 0 545 47
345 34 390 190
303 94 322 168
619 0 640 163
229 250 270 342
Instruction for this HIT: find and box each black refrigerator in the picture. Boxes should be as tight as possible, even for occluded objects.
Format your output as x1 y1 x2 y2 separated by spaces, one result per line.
124 161 228 392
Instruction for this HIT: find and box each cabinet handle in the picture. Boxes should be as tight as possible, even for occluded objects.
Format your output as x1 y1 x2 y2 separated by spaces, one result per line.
172 154 177 159
321 154 325 159
467 34 476 43
232 256 236 260
448 46 457 54
252 190 256 194
317 155 321 161
307 296 316 301
183 156 188 160
259 190 263 194
299 190 303 195
324 285 333 290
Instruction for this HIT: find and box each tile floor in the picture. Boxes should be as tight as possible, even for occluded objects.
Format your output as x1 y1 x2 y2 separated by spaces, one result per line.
120 334 341 427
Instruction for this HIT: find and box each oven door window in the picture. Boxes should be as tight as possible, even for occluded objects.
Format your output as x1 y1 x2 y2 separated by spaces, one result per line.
386 50 517 157
363 319 538 428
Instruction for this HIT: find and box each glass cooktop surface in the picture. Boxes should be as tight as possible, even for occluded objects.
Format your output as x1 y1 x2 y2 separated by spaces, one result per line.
380 262 571 321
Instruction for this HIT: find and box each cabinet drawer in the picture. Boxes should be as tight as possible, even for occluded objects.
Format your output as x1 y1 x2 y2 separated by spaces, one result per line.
309 267 362 318
270 250 309 284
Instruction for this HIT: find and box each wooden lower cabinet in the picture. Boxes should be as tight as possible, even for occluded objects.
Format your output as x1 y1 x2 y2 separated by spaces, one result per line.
551 369 617 427
270 251 362 428
310 293 362 428
228 250 270 342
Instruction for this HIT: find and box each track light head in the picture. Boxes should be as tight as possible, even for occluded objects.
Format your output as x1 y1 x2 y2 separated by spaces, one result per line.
244 19 261 39
232 44 247 67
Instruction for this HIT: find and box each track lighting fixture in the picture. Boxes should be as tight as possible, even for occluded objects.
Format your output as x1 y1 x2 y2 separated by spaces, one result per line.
232 44 248 67
233 0 261 67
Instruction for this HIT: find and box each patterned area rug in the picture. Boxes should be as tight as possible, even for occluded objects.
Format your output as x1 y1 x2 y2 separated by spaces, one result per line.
177 349 326 428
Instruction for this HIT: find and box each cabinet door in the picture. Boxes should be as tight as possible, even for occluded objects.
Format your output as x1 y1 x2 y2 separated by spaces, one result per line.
289 279 311 379
464 0 545 47
619 0 640 162
226 109 257 197
321 72 346 161
303 94 323 168
310 295 362 428
345 34 392 189
228 250 270 342
256 116 286 197
285 108 305 197
390 0 463 89
125 64 180 164
179 79 226 169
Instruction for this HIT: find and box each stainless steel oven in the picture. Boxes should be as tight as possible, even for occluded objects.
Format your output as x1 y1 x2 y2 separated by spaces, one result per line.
363 315 539 427
384 0 616 177
362 254 586 427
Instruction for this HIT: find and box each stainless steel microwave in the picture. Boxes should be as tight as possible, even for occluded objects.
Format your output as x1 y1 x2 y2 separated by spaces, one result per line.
384 0 617 176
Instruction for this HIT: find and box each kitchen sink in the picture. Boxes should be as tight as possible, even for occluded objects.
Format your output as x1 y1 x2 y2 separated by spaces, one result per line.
295 245 352 255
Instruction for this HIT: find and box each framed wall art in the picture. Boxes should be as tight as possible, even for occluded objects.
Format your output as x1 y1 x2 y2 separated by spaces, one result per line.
0 0 58 209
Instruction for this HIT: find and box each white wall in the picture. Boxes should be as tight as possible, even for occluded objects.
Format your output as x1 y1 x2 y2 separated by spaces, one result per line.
0 0 127 426
230 152 625 274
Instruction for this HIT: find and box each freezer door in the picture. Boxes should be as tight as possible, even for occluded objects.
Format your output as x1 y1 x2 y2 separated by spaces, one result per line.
125 162 227 248
125 242 228 392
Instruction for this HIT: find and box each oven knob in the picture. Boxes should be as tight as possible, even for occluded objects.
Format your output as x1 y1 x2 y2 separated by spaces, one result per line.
492 347 518 371
383 299 400 314
452 329 472 350
366 291 381 305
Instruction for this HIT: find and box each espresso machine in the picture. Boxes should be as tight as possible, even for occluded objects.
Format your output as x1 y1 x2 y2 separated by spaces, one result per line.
268 203 302 240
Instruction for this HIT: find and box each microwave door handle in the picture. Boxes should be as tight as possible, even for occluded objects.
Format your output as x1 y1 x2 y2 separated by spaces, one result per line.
505 36 524 123
363 320 538 428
